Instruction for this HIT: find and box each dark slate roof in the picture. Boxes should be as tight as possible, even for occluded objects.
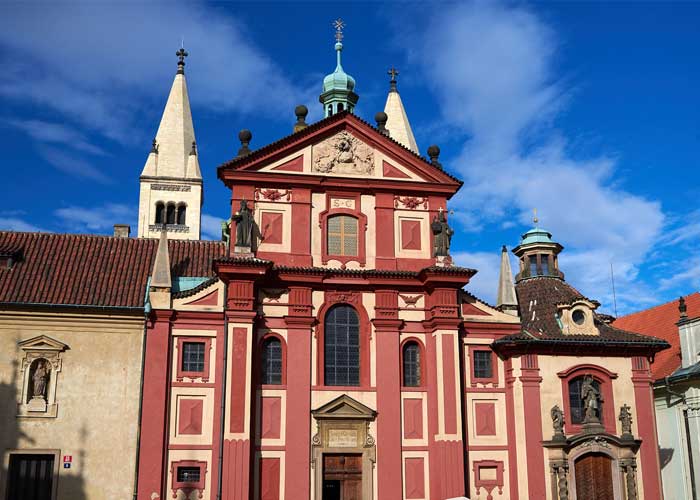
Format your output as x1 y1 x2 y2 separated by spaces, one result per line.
0 232 225 309
615 292 700 379
492 276 669 350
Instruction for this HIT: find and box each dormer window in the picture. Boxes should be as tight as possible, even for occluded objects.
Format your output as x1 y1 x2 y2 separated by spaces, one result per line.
572 309 586 325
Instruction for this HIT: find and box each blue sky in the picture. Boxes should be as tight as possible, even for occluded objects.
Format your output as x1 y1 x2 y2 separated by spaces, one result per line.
1 1 698 315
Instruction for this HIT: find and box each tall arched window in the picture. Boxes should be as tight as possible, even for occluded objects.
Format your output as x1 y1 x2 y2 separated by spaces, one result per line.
166 203 176 224
176 204 187 225
402 342 421 387
261 337 283 385
155 202 165 224
569 376 603 424
327 215 358 256
324 304 360 386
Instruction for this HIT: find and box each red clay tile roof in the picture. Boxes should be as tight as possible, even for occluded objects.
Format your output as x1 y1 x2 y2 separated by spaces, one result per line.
0 232 225 309
492 277 669 351
614 292 700 380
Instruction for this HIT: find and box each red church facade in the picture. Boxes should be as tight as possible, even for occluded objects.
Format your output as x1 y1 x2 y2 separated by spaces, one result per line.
135 109 668 500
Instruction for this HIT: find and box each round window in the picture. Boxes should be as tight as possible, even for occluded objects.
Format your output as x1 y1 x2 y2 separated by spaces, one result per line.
572 309 586 325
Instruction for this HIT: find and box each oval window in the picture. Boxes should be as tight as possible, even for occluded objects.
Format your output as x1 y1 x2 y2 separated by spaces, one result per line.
572 309 586 325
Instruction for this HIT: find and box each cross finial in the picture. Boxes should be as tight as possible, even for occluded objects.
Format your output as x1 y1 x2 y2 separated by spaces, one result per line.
333 18 345 42
533 208 539 225
176 47 188 74
388 66 399 92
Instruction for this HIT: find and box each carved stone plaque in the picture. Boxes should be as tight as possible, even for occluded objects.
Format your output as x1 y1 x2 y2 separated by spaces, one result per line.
328 429 358 448
312 131 374 176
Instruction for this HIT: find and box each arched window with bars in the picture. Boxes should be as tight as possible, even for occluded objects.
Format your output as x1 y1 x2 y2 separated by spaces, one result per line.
402 341 422 387
154 202 165 224
261 336 283 385
324 304 360 386
176 204 187 225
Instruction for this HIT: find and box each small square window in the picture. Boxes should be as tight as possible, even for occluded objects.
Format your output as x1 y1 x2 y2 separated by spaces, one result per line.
473 351 493 379
177 466 201 483
181 342 205 373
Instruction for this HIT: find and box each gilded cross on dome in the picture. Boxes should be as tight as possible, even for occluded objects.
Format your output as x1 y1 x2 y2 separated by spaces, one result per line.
388 66 399 81
334 18 345 42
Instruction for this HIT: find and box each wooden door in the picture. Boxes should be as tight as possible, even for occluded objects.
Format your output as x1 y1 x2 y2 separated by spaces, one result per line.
323 454 362 500
575 453 614 500
6 454 55 500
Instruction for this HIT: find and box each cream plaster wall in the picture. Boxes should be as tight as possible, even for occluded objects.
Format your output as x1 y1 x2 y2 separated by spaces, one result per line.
0 310 144 500
138 178 202 240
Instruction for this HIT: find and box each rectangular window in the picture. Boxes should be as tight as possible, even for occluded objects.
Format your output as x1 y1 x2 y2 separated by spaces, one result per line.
327 215 358 257
529 256 538 276
540 254 550 275
177 466 201 483
473 351 493 379
181 342 205 373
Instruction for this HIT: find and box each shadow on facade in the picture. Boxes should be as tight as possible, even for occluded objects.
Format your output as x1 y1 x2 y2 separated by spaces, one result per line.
0 345 87 500
659 447 675 469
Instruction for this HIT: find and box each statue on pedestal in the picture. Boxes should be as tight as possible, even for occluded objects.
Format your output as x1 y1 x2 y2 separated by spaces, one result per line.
432 207 454 257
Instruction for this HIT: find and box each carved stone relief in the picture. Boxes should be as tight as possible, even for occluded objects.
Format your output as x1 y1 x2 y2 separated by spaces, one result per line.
312 131 374 176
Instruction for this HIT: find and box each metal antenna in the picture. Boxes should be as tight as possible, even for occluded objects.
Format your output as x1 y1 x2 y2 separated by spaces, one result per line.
610 261 618 318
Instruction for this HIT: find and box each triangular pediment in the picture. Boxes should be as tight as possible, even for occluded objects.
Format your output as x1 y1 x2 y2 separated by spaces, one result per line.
217 112 462 193
312 394 377 420
18 335 68 352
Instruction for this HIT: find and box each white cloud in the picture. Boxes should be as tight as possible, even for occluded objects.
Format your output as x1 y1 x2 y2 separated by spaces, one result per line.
398 1 666 310
0 2 316 144
201 214 225 241
3 118 106 156
36 145 112 184
452 250 505 305
55 203 134 232
0 217 48 233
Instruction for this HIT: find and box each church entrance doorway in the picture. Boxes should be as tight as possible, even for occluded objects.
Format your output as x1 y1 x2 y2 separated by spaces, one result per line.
322 454 362 500
574 453 614 500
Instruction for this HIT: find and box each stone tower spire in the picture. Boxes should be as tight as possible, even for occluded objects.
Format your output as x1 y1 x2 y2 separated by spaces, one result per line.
319 19 359 117
148 225 172 309
383 67 419 153
138 47 203 240
496 245 518 315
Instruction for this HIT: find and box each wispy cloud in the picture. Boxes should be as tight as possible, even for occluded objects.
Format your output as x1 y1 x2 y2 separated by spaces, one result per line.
395 1 666 312
0 2 316 145
55 203 134 232
3 118 106 156
36 145 112 184
0 217 48 233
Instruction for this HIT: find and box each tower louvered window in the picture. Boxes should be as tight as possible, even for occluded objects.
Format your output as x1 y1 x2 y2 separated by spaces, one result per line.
261 337 282 385
166 203 176 224
327 215 358 256
402 342 421 387
324 305 360 386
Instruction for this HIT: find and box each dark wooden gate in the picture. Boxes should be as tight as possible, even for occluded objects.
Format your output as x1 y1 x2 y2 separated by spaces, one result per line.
575 453 614 500
323 454 362 500
6 454 55 500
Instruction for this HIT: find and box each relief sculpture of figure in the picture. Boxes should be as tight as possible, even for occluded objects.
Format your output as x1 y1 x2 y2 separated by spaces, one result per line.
581 374 602 423
551 404 565 436
233 200 254 248
32 360 48 399
432 208 454 257
619 404 633 437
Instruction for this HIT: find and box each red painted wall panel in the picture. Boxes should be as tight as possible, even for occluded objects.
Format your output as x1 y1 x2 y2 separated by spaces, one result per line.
259 457 281 500
404 457 425 499
401 219 422 251
178 398 204 435
474 402 496 436
261 396 282 439
221 438 251 500
230 327 248 434
403 398 423 439
441 335 458 435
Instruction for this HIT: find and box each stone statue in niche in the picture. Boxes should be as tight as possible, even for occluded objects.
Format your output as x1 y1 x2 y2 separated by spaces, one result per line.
312 131 374 175
31 359 49 399
432 207 454 257
619 404 634 438
581 375 603 423
551 404 565 439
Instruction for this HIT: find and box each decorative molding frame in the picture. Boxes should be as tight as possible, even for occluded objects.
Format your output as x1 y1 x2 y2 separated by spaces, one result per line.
170 460 208 499
472 459 504 500
319 192 367 268
175 337 213 382
558 364 617 434
469 346 499 387
17 335 68 418
3 449 61 500
400 337 427 389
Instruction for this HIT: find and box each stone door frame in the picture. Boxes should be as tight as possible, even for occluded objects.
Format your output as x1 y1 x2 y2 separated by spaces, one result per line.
311 394 376 500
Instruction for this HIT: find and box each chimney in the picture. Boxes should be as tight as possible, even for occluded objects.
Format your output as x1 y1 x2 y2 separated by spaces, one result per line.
113 224 131 238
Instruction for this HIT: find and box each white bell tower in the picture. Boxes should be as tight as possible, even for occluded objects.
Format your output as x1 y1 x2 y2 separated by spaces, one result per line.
138 47 202 240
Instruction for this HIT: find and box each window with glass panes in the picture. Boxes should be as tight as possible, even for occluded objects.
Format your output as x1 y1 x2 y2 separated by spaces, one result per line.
540 254 550 275
327 215 358 256
261 337 283 385
181 342 205 373
569 377 602 424
177 466 201 483
402 342 421 387
324 305 360 386
473 350 493 379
